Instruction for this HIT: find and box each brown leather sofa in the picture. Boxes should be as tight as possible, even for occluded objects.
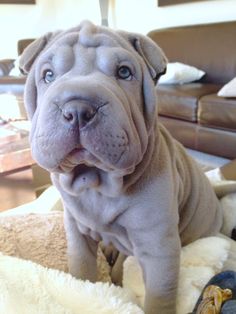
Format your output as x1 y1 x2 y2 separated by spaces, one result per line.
148 21 236 160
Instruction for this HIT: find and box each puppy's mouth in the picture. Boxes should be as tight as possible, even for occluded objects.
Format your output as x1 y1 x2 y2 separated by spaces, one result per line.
58 144 108 174
58 146 89 173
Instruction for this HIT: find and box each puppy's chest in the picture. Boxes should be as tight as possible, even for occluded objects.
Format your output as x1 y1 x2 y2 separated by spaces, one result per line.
72 191 133 254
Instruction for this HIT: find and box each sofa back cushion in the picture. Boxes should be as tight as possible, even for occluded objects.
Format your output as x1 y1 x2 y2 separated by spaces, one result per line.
148 22 236 85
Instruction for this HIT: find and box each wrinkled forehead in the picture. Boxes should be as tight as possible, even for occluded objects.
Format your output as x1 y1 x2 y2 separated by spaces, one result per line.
55 27 126 50
38 27 135 70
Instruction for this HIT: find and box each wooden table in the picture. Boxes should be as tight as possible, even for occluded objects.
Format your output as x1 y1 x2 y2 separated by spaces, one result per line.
0 121 35 175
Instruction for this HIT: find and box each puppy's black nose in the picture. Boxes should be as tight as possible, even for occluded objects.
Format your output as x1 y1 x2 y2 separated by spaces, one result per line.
62 101 96 128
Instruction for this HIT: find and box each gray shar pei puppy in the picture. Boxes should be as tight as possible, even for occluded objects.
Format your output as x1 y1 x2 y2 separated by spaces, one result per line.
20 21 223 314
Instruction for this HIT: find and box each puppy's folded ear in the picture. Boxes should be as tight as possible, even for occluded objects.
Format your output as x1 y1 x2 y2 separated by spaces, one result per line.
119 31 168 83
119 31 167 133
19 31 60 120
19 32 56 74
132 35 167 84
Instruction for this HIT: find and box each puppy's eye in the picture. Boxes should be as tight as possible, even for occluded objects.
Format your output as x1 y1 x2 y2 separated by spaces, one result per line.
117 66 132 80
43 69 55 84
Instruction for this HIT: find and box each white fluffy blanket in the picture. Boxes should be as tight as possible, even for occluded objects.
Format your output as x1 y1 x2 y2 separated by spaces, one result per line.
0 253 142 314
1 235 236 314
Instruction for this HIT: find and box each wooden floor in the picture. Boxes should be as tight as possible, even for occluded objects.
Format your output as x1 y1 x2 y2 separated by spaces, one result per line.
0 168 36 211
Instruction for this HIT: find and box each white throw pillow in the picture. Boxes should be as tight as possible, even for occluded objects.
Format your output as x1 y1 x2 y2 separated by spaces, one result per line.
158 62 205 85
9 56 22 76
9 66 21 76
217 77 236 98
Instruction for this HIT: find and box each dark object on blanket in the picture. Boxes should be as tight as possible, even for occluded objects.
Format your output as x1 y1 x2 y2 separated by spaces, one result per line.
221 300 236 313
192 271 236 313
195 285 232 313
231 228 236 241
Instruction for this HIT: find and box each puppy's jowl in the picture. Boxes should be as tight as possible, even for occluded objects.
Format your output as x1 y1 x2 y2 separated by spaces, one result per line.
20 21 222 314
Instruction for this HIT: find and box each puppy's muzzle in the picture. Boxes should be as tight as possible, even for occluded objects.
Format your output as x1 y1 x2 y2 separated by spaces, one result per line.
62 100 97 129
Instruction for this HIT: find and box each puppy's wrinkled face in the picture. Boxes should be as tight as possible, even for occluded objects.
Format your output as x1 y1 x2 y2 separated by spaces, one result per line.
22 22 167 191
30 31 149 176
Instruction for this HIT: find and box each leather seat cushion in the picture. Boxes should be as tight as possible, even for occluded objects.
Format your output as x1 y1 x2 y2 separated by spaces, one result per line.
199 94 236 132
156 83 220 122
160 116 236 159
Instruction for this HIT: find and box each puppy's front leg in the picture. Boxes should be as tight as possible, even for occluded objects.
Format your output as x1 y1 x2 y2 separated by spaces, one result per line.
64 209 98 282
135 231 181 314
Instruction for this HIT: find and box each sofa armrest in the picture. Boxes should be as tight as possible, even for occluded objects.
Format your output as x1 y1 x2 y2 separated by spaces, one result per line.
0 59 15 76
